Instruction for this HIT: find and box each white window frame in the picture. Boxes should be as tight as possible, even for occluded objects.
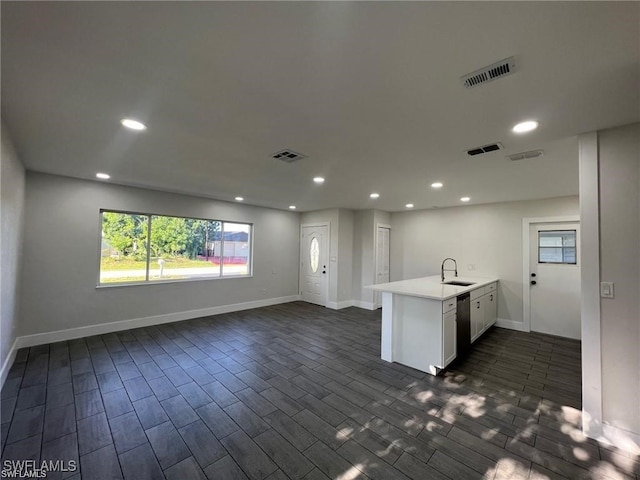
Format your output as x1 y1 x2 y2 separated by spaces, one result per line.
97 209 253 287
538 229 578 265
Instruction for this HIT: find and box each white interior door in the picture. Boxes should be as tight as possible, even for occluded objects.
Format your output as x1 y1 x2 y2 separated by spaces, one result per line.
300 225 329 306
529 222 581 339
375 226 390 308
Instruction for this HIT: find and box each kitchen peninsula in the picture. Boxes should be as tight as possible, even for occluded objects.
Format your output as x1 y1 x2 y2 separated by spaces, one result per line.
370 275 498 375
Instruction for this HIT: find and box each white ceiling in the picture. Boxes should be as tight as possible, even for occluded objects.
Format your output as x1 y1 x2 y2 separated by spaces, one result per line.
2 2 638 212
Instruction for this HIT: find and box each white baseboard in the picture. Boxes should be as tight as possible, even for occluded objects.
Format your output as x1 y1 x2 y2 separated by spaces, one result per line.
12 295 301 353
352 300 377 311
326 300 378 310
495 318 528 332
326 300 355 310
593 423 640 455
0 337 19 388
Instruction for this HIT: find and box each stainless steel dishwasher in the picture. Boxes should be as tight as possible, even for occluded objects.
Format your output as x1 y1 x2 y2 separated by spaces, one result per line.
456 293 471 357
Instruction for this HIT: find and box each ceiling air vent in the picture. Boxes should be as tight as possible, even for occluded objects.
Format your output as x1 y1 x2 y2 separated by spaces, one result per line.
507 149 544 161
466 143 503 156
271 149 306 163
461 56 517 88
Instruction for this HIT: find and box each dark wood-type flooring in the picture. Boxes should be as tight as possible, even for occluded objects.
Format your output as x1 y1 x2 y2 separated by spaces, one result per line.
1 302 638 479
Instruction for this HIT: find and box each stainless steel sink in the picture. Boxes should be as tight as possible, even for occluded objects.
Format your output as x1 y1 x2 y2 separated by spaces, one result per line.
442 280 475 287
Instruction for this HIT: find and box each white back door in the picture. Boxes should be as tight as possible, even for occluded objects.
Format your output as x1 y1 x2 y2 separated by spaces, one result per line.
300 225 329 306
375 226 390 308
529 222 581 339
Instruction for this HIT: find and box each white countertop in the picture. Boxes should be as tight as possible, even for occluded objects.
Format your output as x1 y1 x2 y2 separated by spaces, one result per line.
369 275 498 301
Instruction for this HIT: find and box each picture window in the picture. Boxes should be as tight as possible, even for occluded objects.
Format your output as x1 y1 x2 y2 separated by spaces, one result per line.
99 210 251 285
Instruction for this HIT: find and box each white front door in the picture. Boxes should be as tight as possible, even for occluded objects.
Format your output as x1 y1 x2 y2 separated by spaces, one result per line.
300 225 329 306
529 222 581 339
375 226 390 308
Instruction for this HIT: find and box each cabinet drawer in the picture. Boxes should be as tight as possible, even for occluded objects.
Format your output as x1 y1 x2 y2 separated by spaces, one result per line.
442 299 457 313
470 286 486 300
486 282 497 293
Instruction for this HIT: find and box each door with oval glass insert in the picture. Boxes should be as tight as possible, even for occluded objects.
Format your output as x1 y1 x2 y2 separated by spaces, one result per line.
300 224 329 306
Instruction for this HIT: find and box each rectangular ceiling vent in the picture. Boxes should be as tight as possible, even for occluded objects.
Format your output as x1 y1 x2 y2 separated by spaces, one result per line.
467 142 503 156
461 56 517 88
271 149 306 163
507 149 544 161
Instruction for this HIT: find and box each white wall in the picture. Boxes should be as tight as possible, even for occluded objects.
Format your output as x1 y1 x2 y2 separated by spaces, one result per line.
18 173 300 340
389 196 579 326
352 210 374 308
337 209 354 304
0 124 26 383
594 123 640 447
374 211 391 231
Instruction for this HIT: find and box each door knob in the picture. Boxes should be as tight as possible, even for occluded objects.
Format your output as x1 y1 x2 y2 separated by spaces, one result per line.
531 280 537 285
531 273 537 277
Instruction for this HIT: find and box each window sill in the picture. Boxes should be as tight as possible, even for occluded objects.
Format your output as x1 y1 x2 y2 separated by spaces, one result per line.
96 273 253 289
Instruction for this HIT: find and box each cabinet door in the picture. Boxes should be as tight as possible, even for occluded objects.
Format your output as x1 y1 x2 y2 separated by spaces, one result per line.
485 291 497 328
471 296 484 342
442 310 457 366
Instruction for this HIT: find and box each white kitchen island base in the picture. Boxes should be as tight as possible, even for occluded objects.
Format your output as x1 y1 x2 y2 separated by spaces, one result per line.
374 275 498 376
381 292 455 375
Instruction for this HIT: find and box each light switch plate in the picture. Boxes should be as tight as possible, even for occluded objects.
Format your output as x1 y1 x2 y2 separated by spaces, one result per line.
600 282 614 298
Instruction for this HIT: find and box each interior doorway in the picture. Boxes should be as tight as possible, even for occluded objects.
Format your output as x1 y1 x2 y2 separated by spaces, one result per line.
374 225 390 308
300 224 329 306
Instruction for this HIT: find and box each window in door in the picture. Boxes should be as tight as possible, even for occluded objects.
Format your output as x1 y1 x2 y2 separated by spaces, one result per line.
538 230 577 264
309 237 320 273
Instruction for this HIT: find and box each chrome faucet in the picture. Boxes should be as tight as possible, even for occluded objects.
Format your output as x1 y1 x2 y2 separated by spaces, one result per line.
441 258 458 282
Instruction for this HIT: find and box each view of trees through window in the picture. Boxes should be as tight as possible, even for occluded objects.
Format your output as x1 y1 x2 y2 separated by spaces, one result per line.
100 211 251 284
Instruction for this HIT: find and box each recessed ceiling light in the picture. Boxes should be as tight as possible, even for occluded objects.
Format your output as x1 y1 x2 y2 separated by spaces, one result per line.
512 120 538 133
405 203 414 208
313 177 325 184
96 173 110 180
370 193 380 199
431 182 443 189
235 196 244 201
120 118 147 131
289 205 296 210
460 196 471 202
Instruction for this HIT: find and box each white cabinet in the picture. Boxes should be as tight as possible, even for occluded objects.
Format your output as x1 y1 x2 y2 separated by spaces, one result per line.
388 295 458 376
470 282 497 343
471 295 484 342
442 298 456 314
442 306 457 366
484 289 497 328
